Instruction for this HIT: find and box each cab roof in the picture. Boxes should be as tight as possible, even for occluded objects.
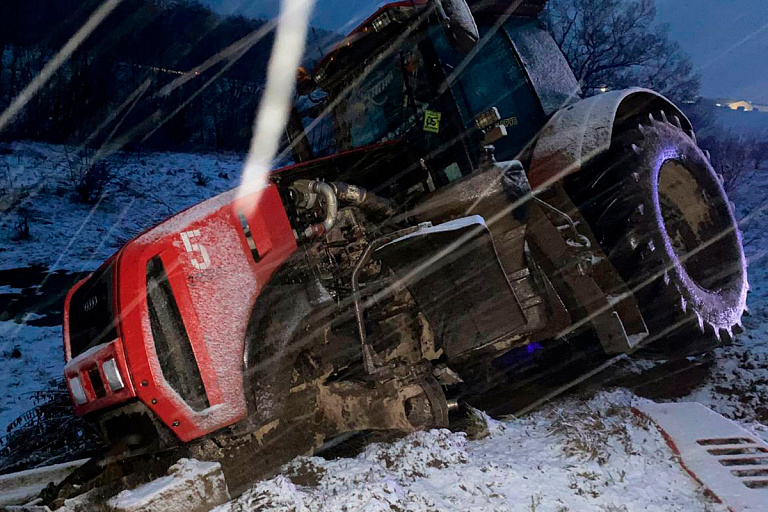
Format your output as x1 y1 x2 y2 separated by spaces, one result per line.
312 0 548 84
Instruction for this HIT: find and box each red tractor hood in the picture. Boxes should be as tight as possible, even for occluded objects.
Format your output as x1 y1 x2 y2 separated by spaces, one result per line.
111 184 296 441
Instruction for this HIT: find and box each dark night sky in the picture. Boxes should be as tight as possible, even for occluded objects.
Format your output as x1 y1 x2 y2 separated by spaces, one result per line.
203 0 768 103
655 0 768 103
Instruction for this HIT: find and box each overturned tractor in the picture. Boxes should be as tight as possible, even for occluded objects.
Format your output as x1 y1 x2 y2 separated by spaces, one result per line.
54 0 746 504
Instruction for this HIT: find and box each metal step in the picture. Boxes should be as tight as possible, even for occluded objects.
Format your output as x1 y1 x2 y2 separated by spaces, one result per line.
636 402 768 511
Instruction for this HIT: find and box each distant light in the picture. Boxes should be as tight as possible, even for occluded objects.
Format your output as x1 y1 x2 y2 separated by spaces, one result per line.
716 103 722 107
599 86 609 93
727 101 753 111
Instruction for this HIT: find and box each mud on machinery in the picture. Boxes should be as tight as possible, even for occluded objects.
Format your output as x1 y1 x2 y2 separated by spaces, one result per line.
52 0 748 503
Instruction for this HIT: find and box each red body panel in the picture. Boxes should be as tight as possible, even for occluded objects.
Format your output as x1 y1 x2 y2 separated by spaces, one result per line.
63 277 85 363
117 184 296 441
63 184 297 442
312 1 426 71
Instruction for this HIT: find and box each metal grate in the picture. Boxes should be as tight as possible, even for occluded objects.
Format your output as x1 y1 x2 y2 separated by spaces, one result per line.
698 437 768 490
638 402 768 510
146 257 209 411
237 210 261 263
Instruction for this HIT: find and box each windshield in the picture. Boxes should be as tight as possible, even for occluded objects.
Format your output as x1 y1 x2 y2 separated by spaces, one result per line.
300 40 431 153
341 54 406 147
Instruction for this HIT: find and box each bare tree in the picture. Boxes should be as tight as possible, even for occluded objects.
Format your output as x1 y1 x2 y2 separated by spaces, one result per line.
545 0 700 102
748 138 768 170
700 131 749 195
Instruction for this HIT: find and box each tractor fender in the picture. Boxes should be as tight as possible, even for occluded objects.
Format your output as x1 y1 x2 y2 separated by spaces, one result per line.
527 88 693 190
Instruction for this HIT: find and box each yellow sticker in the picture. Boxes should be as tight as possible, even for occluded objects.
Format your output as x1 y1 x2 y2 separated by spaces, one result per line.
423 110 442 133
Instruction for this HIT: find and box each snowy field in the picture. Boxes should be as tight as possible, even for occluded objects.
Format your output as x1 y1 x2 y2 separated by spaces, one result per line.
218 391 727 512
0 141 767 509
0 141 246 272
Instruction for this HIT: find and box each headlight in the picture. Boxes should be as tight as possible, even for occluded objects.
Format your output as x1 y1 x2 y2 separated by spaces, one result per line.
102 358 124 391
69 376 88 405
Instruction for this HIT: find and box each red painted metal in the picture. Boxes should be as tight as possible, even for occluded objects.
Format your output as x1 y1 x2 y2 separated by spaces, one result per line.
62 277 86 362
113 184 296 442
313 1 427 71
62 184 297 442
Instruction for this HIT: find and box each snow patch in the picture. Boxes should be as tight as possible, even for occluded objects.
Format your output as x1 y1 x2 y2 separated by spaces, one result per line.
0 321 62 434
108 458 229 512
0 141 245 272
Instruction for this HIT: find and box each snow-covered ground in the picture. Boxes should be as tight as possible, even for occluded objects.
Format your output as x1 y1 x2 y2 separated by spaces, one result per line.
0 323 62 436
217 391 727 512
0 141 245 272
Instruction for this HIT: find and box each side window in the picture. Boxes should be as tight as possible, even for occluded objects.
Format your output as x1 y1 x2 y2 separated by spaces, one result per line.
296 90 337 157
429 24 546 161
146 257 209 411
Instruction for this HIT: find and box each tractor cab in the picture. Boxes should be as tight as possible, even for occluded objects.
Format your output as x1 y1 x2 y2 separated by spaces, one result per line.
285 0 567 189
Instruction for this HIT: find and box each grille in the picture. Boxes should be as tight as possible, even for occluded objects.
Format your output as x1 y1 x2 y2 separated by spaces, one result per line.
69 261 118 358
146 257 209 411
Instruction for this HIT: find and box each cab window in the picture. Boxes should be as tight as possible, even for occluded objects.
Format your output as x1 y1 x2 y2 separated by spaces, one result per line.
338 44 431 149
429 22 546 161
296 42 432 153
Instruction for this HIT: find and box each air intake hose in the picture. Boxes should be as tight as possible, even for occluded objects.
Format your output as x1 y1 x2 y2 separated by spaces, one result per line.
290 180 395 239
331 182 395 217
